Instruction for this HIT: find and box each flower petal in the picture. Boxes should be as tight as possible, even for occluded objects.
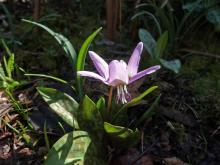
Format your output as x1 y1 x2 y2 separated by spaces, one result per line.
129 65 161 84
77 71 106 82
89 51 109 80
127 42 143 77
108 60 129 86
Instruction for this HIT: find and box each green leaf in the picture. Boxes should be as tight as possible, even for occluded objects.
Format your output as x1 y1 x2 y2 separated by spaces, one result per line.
136 94 161 126
131 11 162 35
44 121 50 151
76 27 102 98
155 31 168 58
37 87 79 129
6 53 14 78
139 28 156 57
96 97 105 110
78 95 103 134
126 86 158 107
22 19 76 67
96 97 107 120
25 73 68 84
113 86 158 122
104 122 140 148
182 0 204 13
2 39 12 56
160 58 181 73
7 80 20 90
44 131 91 165
207 8 220 30
0 63 6 80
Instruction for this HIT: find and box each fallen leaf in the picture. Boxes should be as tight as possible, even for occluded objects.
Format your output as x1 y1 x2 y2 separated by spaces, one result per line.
164 157 189 165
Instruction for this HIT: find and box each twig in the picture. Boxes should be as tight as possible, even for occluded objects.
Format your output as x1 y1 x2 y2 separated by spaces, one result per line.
129 139 159 165
180 48 220 59
211 125 220 137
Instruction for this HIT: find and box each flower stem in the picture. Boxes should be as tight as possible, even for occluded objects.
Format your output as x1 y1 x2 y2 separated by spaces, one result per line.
107 86 113 114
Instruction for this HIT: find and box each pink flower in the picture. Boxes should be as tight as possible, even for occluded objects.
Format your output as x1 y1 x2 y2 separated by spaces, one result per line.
78 42 160 104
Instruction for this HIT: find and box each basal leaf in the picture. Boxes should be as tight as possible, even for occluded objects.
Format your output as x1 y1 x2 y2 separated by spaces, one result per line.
155 31 168 58
160 58 181 73
207 8 220 31
113 86 158 122
139 28 156 57
96 97 106 120
136 94 161 126
78 95 103 135
126 86 158 108
37 87 79 129
182 0 204 13
104 122 140 148
44 131 91 165
76 27 102 98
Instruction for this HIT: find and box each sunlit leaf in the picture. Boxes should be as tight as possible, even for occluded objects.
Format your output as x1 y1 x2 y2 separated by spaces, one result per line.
44 131 91 165
104 122 140 148
113 86 158 122
78 95 103 134
37 87 79 129
127 86 158 107
6 53 14 78
0 63 5 80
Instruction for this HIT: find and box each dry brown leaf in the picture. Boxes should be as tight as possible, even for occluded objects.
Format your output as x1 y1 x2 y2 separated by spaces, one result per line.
164 157 189 165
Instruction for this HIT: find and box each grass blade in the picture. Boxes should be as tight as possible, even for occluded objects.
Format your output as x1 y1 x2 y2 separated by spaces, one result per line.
25 73 68 84
22 19 77 67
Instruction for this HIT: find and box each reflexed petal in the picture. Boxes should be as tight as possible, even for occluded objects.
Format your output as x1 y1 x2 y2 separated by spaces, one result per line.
129 65 161 84
77 71 106 82
89 51 109 79
108 60 129 86
127 42 143 77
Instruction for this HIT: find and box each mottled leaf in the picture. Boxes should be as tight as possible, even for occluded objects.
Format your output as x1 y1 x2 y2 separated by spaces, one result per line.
104 122 140 148
37 87 79 129
78 95 103 135
160 58 181 73
139 28 156 57
44 131 91 165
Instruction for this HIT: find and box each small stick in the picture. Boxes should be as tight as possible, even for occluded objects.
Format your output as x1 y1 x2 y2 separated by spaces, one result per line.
180 48 220 59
